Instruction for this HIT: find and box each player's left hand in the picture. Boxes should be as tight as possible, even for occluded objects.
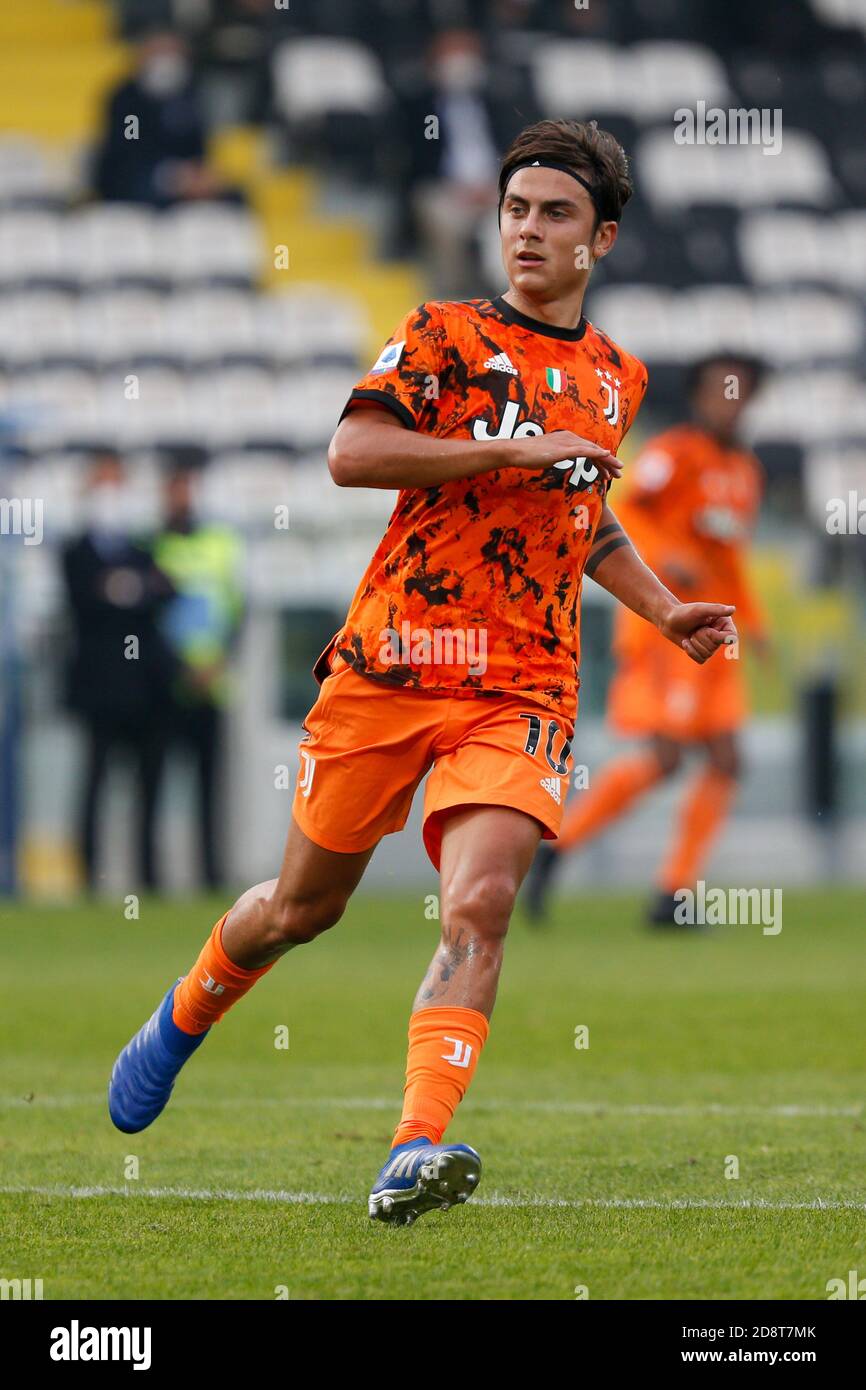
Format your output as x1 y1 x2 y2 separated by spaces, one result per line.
659 603 738 665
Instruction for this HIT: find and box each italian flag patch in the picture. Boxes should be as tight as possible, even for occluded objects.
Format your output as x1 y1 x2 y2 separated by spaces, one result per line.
546 367 564 391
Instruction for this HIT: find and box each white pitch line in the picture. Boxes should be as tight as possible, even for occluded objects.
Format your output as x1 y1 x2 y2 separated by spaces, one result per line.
2 1095 861 1119
1 1183 865 1213
0 1093 861 1118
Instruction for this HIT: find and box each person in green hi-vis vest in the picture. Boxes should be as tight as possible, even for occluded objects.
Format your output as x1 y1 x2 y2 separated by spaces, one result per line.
154 454 243 889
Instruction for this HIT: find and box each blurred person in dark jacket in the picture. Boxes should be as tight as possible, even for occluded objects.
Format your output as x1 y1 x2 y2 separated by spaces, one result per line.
63 452 177 892
398 29 539 296
154 455 243 890
93 28 228 205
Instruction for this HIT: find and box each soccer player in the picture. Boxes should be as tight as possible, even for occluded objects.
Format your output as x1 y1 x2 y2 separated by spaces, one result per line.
108 120 737 1224
526 353 768 926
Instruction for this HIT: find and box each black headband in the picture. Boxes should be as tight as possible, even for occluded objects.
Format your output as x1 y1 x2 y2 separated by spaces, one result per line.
498 159 612 223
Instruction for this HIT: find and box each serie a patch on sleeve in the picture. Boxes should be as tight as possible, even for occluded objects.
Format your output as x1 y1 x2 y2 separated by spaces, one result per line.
369 340 406 375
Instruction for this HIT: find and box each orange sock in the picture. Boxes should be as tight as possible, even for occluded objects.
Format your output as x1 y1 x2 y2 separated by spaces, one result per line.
557 752 665 852
657 768 737 891
172 912 276 1035
391 1005 489 1147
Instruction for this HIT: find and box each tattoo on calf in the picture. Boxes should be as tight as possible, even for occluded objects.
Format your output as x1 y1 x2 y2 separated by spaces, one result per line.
419 926 472 1001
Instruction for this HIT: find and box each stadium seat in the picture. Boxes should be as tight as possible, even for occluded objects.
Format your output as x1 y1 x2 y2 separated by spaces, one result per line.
0 135 77 205
745 368 866 444
157 203 263 285
630 41 730 120
6 365 101 448
530 41 628 117
164 287 261 363
0 210 65 284
0 289 80 365
738 211 830 285
77 287 169 365
638 127 836 209
272 365 358 448
203 451 296 527
272 38 389 122
802 443 866 529
587 284 684 360
809 0 866 40
188 365 279 448
255 286 368 364
67 204 159 284
95 364 191 448
751 289 863 364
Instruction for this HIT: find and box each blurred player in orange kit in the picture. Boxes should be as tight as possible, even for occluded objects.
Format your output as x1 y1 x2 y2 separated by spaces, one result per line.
108 119 739 1225
526 353 769 926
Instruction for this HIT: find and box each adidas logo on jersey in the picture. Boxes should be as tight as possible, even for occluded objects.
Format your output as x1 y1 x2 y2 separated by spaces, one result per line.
484 352 519 375
539 776 562 805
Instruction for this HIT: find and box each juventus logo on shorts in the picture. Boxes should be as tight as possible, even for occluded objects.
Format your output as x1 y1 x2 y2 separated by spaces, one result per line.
441 1037 473 1068
298 749 316 798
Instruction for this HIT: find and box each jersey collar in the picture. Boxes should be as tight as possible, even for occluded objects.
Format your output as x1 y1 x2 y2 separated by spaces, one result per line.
492 295 587 342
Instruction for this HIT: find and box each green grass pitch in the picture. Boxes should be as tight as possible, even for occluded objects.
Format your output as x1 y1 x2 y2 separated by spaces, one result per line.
1 887 864 1300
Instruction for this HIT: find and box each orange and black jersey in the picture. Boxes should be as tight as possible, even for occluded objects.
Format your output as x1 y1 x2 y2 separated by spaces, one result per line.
319 295 648 719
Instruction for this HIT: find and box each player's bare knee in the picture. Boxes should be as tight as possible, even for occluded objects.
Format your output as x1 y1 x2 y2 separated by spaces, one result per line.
264 887 349 948
442 871 519 941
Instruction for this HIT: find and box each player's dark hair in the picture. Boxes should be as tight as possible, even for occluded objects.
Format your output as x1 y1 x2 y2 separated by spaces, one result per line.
686 352 767 400
498 119 633 225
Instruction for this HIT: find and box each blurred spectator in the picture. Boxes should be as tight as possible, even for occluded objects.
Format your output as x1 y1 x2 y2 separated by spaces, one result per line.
398 28 538 296
93 29 232 205
62 452 177 893
154 454 243 890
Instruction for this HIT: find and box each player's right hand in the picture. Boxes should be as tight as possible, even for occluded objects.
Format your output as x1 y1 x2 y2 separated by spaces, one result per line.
507 430 623 482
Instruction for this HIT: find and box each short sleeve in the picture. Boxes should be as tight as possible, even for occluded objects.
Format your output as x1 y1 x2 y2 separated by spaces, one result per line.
339 302 445 431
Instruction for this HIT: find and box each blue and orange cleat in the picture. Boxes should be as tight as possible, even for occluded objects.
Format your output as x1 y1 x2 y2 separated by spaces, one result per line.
108 980 209 1134
368 1137 482 1225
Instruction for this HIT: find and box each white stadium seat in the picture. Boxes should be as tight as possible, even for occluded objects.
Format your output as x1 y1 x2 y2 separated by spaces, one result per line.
810 0 866 39
158 202 263 283
0 210 65 282
740 210 866 291
0 290 80 364
67 204 158 283
188 365 278 447
0 136 77 204
531 40 728 121
530 41 627 117
802 445 866 528
164 287 260 361
630 41 730 121
203 451 295 527
77 288 169 364
272 38 389 122
588 284 862 364
255 286 368 362
744 369 866 445
638 127 836 209
272 366 357 447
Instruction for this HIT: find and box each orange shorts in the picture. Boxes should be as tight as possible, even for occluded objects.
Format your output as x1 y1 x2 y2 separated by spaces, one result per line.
607 636 747 742
292 663 576 870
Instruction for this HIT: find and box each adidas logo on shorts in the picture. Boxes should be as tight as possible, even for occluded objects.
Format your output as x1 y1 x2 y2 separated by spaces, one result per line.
539 775 562 805
484 352 519 375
